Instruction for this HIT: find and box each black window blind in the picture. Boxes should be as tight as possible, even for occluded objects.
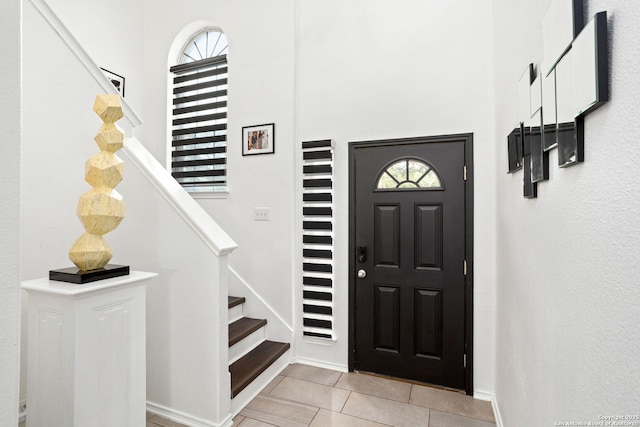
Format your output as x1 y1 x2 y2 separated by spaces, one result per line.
302 139 334 340
170 55 228 192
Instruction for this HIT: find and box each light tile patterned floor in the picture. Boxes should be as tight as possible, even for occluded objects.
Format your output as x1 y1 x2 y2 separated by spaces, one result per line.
147 364 496 427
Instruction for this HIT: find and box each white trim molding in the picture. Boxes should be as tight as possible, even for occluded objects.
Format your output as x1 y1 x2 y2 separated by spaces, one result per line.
28 0 143 129
147 401 233 427
123 137 237 256
473 391 504 427
293 357 348 374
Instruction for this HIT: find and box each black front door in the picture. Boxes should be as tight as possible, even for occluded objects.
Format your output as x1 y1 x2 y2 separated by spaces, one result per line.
349 134 472 391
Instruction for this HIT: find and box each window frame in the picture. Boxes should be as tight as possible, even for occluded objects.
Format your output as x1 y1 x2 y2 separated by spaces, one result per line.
169 30 229 196
374 157 445 192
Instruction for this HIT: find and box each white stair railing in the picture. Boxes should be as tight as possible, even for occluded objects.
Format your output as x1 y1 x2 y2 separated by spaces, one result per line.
26 0 238 425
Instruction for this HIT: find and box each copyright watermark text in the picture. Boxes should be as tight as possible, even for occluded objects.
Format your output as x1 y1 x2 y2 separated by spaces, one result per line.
554 416 640 427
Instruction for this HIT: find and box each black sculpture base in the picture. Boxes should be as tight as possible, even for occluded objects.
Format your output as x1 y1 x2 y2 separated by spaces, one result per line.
49 264 130 284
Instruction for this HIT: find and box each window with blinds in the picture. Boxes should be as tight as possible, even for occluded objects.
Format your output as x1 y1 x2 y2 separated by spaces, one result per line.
302 140 335 340
170 30 228 193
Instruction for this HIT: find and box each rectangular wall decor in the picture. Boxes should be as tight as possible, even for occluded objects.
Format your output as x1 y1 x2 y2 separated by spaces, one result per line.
530 110 549 183
542 0 583 75
518 64 534 124
542 65 558 151
572 11 609 117
506 4 609 198
243 123 275 155
507 128 523 173
302 139 335 340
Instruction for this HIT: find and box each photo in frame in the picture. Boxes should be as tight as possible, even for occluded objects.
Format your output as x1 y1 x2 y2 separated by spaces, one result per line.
100 68 125 97
242 123 275 156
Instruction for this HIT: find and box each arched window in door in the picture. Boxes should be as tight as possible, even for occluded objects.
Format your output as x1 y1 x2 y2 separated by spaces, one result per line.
376 158 443 190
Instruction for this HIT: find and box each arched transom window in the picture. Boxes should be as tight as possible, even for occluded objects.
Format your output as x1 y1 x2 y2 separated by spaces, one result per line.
376 158 443 190
180 30 228 64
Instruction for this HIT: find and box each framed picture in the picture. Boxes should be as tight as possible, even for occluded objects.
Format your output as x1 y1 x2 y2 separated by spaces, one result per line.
100 68 125 97
243 123 275 156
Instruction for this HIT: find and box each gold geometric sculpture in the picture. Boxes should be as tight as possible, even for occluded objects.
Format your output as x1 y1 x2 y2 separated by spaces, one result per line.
68 94 126 271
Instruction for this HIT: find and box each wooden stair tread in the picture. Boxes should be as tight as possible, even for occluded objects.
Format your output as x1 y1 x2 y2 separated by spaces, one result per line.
230 340 290 398
229 317 267 347
228 296 245 309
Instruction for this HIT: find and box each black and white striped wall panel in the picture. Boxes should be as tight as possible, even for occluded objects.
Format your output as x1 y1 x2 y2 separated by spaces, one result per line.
302 140 334 340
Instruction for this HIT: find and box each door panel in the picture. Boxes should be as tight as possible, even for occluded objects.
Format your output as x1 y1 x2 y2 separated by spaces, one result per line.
374 205 400 268
374 285 400 352
350 136 471 390
415 204 443 271
414 288 443 359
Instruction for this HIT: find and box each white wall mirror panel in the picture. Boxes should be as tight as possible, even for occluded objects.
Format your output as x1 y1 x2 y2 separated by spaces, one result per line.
555 50 574 125
530 74 542 117
543 0 583 75
572 12 609 117
518 64 533 125
530 110 548 183
542 66 557 151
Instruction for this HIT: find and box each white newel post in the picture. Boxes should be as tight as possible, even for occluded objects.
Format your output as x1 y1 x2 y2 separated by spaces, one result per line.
22 271 157 427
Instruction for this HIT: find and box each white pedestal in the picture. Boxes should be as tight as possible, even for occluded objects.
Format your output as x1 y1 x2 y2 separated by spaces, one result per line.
22 271 157 427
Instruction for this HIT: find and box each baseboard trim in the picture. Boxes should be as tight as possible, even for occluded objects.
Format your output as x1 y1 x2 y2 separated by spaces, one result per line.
146 401 233 427
473 391 503 427
294 356 348 373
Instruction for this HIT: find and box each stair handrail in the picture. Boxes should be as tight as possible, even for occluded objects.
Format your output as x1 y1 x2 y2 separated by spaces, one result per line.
123 137 237 255
29 0 237 256
29 0 142 129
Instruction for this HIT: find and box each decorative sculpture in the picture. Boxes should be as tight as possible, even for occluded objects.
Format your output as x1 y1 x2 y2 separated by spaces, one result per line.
68 94 126 271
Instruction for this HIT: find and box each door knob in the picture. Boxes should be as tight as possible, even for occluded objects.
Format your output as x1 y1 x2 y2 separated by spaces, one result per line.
357 269 367 279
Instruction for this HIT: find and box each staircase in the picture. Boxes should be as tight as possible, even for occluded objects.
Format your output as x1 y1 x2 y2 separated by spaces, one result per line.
228 296 290 404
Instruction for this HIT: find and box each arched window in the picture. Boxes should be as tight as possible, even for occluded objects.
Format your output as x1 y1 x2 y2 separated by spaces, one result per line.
376 158 443 190
169 29 228 193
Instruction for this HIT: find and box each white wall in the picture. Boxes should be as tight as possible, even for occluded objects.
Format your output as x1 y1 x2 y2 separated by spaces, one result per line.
140 0 297 342
294 0 497 395
140 0 497 394
21 2 235 422
116 140 233 424
20 0 147 405
46 0 145 118
0 0 22 422
22 0 499 410
494 0 640 424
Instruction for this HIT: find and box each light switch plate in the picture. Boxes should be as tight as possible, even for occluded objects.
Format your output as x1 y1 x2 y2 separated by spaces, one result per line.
254 208 270 221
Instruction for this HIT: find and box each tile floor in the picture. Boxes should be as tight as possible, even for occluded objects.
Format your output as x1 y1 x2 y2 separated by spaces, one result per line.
147 364 496 427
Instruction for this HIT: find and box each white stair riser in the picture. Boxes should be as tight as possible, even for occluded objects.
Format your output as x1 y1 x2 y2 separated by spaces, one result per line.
229 303 244 324
231 349 291 414
229 326 265 365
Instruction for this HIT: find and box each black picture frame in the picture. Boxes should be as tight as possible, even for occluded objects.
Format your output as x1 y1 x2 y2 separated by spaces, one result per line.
100 68 125 97
242 123 275 156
